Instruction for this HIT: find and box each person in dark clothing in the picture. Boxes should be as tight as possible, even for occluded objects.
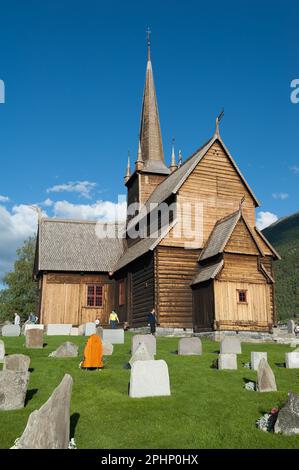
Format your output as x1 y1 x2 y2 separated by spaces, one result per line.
147 308 156 335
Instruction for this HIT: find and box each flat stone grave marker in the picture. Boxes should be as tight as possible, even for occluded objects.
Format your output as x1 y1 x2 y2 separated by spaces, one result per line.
85 322 96 336
70 327 79 336
98 328 124 344
0 340 5 363
4 354 30 372
0 370 29 410
178 337 202 355
131 334 156 356
46 324 72 336
257 358 277 392
11 374 73 448
251 352 267 371
129 360 171 398
218 353 237 370
220 336 242 354
285 352 299 369
2 324 21 337
129 342 153 367
49 342 78 358
274 392 299 435
25 328 44 349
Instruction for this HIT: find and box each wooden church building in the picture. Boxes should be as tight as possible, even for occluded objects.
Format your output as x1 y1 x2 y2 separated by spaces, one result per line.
34 38 280 333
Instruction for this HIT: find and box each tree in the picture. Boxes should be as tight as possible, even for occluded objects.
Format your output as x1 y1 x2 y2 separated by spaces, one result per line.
0 237 39 323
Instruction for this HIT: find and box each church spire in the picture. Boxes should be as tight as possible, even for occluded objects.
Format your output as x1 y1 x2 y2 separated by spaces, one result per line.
138 30 170 175
124 151 131 183
169 138 178 172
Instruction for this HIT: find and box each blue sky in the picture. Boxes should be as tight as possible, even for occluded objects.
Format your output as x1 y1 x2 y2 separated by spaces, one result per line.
0 0 298 280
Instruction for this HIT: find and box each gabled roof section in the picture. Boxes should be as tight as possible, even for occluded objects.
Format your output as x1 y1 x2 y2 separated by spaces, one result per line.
36 218 126 273
254 227 281 260
199 210 264 261
190 259 224 286
144 133 260 211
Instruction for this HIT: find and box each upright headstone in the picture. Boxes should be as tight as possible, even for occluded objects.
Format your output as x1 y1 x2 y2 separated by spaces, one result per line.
46 324 72 336
285 352 299 369
220 336 242 354
4 354 30 372
274 392 299 436
251 352 268 371
0 370 29 410
218 353 237 370
49 342 78 358
70 327 79 336
288 320 295 335
178 337 202 356
85 322 96 336
25 328 44 349
0 340 5 363
257 358 277 392
11 374 73 449
2 324 21 337
129 342 153 367
24 324 44 333
78 324 85 336
98 328 124 345
129 360 171 398
102 340 113 356
132 334 156 356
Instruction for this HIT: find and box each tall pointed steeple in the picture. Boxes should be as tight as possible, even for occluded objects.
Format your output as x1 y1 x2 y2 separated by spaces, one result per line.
138 29 170 175
169 138 178 172
124 151 131 183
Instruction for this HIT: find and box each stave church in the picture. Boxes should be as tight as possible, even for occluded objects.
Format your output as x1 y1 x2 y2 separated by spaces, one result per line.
34 37 280 333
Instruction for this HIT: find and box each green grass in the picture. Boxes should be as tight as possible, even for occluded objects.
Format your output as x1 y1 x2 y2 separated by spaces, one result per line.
0 334 299 449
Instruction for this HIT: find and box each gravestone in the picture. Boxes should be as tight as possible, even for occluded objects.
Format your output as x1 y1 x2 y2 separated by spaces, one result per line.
131 334 156 356
85 322 97 336
129 360 171 398
288 320 295 335
11 374 73 449
98 328 124 344
218 353 237 370
24 324 44 333
257 358 277 392
49 342 78 358
251 352 268 371
274 392 299 435
285 352 299 369
78 324 85 336
25 328 44 349
0 340 5 363
220 336 242 354
46 324 72 336
2 324 21 337
0 370 29 410
102 340 113 356
70 327 79 336
178 337 202 356
4 354 30 372
129 342 153 368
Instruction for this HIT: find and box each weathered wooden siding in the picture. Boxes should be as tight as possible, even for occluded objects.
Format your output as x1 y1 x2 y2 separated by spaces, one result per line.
160 141 256 248
40 273 114 325
225 219 259 255
192 281 215 332
155 246 200 328
218 254 266 283
130 252 154 327
140 174 166 205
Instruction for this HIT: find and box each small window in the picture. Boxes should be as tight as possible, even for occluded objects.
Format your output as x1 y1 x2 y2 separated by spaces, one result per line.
87 285 103 307
119 280 125 306
237 290 247 304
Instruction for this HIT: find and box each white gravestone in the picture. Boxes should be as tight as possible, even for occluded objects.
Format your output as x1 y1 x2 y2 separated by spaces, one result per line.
220 337 242 354
85 322 97 336
218 353 237 370
24 324 44 333
251 352 268 371
98 328 124 344
0 340 5 363
129 360 171 398
129 342 153 367
132 334 156 356
178 337 202 356
46 324 72 336
70 327 79 336
2 324 21 337
285 352 299 369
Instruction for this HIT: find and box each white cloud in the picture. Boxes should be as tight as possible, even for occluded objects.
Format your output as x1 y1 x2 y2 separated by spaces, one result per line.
256 211 278 230
43 198 54 207
0 195 9 203
289 165 299 174
46 181 97 199
272 192 289 200
53 199 127 222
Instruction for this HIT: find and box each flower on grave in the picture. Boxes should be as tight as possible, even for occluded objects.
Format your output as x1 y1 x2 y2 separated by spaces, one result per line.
68 438 77 449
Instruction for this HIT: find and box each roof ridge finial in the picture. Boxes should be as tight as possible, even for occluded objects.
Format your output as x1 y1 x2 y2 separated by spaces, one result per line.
124 151 131 183
215 108 224 137
239 195 246 212
146 27 151 61
169 137 177 172
178 149 183 168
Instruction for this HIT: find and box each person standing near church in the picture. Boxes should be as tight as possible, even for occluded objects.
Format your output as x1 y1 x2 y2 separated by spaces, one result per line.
147 308 156 335
109 311 119 329
14 312 20 326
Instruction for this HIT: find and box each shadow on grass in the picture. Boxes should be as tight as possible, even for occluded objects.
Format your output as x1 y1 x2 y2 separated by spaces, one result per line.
42 343 48 348
275 363 285 368
25 388 38 406
29 367 34 373
243 377 256 384
70 413 80 439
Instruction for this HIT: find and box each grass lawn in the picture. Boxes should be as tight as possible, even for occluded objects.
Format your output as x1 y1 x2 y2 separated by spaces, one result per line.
0 333 299 449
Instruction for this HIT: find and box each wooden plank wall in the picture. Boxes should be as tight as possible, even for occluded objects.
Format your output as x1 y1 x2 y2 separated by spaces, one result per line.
140 174 166 205
40 272 114 325
225 220 259 255
155 246 200 328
